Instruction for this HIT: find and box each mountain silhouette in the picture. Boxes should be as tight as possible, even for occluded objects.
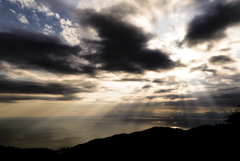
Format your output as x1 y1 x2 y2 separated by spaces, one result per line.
1 112 240 161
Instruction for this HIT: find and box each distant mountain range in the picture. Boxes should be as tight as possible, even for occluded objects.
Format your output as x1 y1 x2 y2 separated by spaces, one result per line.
1 123 240 160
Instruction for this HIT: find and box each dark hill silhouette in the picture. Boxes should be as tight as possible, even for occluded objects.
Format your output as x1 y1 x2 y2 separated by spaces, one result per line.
1 112 240 161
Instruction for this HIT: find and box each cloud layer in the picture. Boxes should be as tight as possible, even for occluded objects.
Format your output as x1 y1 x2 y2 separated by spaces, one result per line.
0 75 95 102
0 77 82 95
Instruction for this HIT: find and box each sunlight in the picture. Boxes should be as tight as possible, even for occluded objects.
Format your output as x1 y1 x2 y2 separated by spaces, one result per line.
1 0 240 151
167 68 192 80
171 47 205 64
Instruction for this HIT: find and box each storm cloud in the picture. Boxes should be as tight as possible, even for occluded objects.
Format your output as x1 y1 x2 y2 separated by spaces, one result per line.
76 7 181 74
184 0 240 46
0 28 95 75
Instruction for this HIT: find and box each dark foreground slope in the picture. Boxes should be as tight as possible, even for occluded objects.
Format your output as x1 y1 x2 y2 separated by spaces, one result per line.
1 124 240 160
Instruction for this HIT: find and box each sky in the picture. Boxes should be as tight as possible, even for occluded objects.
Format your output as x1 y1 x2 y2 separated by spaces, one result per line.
0 0 240 149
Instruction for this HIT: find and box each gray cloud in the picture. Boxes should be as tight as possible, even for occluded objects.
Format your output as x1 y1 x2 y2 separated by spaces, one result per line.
116 78 150 82
0 76 94 95
219 48 231 52
0 75 96 102
154 89 174 93
0 28 96 75
184 1 240 46
162 94 193 100
145 90 240 108
152 79 165 84
142 84 152 89
190 64 217 76
75 5 183 74
145 94 194 100
0 95 83 103
145 96 157 100
217 87 239 92
222 66 236 71
209 55 235 64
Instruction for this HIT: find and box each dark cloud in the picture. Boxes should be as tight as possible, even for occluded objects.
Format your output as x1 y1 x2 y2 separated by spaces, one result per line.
142 84 152 89
0 28 95 75
190 64 217 76
222 66 236 71
230 74 240 82
211 93 240 99
0 2 183 76
152 79 165 84
162 94 193 100
145 96 157 100
197 92 240 107
217 87 239 92
209 55 235 64
145 90 240 108
152 77 179 85
154 89 173 93
0 76 95 102
219 48 231 52
76 7 182 74
0 76 92 95
184 1 240 46
146 94 194 100
0 95 82 103
116 78 150 82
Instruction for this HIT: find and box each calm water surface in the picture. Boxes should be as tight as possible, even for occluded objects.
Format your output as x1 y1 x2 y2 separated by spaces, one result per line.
0 115 226 149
